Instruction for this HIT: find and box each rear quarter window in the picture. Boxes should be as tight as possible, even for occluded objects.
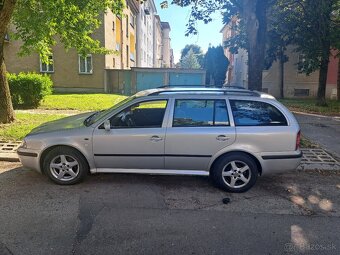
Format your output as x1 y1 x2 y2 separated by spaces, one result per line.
230 100 288 126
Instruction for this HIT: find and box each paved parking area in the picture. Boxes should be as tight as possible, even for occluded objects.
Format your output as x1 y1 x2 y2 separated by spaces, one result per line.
295 113 340 159
0 162 339 255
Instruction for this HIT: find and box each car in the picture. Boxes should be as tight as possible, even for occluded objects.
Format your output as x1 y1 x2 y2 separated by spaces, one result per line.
17 87 302 192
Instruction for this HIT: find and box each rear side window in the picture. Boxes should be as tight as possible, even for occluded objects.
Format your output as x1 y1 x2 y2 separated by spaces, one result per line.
230 100 288 126
173 99 229 127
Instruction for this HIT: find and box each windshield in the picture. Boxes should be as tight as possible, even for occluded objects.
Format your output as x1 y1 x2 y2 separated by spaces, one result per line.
84 96 135 126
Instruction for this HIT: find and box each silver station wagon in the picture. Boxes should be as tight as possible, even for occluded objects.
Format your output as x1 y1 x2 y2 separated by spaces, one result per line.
17 87 302 192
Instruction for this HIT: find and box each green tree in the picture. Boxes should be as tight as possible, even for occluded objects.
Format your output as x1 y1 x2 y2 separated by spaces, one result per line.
277 0 340 105
0 0 124 124
173 0 269 91
180 49 201 69
204 46 229 86
180 44 204 67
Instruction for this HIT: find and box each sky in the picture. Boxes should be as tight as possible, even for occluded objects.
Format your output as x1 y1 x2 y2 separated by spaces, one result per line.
154 0 224 63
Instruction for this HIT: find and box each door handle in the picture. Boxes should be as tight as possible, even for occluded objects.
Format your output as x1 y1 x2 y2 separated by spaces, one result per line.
216 135 230 141
150 135 163 142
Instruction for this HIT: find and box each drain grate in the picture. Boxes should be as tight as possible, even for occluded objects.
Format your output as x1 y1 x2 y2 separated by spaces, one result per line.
301 148 339 164
0 141 22 153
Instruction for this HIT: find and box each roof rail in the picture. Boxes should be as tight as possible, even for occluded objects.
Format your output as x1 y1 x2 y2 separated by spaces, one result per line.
157 85 218 88
148 89 260 97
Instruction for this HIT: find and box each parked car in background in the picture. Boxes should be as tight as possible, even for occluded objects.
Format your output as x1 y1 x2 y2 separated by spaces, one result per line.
17 87 302 192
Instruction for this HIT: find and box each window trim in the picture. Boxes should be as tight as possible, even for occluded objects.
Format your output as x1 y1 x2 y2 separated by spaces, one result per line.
229 99 288 127
99 99 169 130
40 54 54 73
172 99 230 128
78 54 93 74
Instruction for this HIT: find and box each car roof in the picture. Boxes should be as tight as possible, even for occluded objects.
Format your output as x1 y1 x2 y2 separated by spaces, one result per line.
134 86 276 99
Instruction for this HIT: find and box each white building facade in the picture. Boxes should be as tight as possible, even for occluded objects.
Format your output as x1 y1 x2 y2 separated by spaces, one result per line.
136 0 157 67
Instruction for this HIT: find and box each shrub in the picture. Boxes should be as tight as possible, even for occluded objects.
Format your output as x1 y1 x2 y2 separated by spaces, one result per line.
8 72 53 108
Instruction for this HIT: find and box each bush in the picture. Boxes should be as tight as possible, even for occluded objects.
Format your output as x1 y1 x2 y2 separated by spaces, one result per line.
8 72 53 108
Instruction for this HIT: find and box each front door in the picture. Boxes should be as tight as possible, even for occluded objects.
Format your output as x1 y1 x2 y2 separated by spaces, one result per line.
165 99 236 170
93 100 168 169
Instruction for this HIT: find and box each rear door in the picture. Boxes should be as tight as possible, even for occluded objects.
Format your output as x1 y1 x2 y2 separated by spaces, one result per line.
164 98 236 171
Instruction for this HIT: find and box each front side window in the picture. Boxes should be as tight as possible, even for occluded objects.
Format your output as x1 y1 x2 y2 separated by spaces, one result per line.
173 99 229 127
109 100 167 128
230 100 288 126
40 55 54 73
79 55 93 74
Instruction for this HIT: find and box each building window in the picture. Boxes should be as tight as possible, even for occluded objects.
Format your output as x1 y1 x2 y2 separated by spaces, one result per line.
294 89 310 97
112 21 115 31
298 54 305 73
113 58 116 67
79 54 93 74
126 45 129 67
4 33 9 42
126 16 129 37
40 55 54 73
130 14 136 28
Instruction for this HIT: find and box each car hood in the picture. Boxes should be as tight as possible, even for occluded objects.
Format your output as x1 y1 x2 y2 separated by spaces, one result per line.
28 112 94 135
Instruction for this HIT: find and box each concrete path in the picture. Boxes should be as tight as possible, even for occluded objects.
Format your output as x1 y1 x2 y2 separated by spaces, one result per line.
294 112 340 159
0 162 339 255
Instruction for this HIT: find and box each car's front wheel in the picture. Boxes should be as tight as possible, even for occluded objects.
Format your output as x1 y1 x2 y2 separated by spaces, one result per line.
43 146 88 185
211 153 258 193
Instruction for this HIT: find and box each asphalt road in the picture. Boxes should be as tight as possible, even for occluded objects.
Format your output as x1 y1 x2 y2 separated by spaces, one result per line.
0 161 339 255
295 113 340 159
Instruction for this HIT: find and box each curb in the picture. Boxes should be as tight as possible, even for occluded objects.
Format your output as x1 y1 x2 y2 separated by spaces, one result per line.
0 153 20 162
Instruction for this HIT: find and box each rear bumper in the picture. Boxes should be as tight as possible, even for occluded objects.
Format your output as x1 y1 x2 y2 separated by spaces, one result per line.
259 151 302 175
17 147 42 173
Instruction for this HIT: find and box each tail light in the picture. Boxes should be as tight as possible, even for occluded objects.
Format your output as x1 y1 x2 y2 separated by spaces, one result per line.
296 130 301 150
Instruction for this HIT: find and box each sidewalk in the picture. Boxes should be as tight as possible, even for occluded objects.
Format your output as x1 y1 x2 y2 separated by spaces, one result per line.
294 112 340 160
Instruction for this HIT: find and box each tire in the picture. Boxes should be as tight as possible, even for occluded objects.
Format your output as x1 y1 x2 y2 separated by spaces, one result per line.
43 146 88 185
210 153 258 193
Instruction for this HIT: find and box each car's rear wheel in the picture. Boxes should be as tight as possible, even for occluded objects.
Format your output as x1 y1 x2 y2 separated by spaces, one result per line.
211 153 258 193
43 146 88 185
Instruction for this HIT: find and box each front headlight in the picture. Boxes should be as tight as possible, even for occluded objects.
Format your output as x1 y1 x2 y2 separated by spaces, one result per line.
20 139 27 149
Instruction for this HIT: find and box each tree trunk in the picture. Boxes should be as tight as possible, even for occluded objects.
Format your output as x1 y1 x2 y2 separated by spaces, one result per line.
0 0 17 124
337 57 340 101
317 44 330 106
242 0 268 91
278 47 284 99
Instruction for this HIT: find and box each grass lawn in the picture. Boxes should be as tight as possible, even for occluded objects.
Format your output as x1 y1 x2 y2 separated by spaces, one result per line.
40 93 127 111
280 99 340 116
0 113 66 141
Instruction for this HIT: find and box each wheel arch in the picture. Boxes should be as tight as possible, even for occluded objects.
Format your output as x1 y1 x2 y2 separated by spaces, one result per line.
39 145 90 174
209 150 263 176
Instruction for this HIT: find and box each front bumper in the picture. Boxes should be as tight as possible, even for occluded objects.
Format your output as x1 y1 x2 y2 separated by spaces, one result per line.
17 147 42 173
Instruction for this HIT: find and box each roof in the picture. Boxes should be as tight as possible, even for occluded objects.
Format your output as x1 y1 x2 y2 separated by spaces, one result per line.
134 87 275 99
161 22 171 30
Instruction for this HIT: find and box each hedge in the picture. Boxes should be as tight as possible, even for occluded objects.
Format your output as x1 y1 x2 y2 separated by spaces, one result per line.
8 72 53 108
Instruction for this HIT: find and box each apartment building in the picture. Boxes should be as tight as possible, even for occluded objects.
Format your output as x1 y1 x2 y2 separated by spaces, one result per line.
153 15 163 68
4 1 140 92
161 22 172 68
221 22 339 99
136 0 157 67
4 0 176 91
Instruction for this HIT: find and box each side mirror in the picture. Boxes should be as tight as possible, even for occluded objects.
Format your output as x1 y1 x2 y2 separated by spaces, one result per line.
104 120 111 131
